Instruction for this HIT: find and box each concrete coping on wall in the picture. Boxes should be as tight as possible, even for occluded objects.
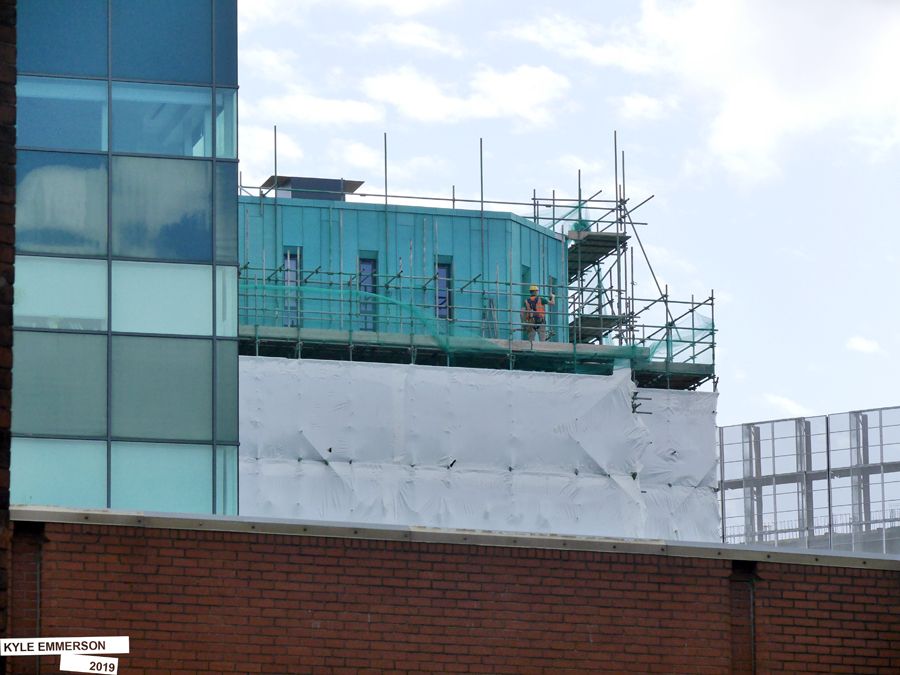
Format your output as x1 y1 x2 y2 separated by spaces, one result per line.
11 506 900 571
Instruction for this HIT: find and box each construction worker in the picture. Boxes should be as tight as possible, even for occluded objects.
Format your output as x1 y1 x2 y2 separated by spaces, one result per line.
522 284 555 342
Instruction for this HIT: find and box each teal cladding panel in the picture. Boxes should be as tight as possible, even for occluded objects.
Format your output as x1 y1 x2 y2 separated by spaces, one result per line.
239 197 567 341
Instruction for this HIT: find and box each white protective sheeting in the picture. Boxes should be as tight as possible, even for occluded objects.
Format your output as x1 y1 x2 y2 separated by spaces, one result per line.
239 357 720 541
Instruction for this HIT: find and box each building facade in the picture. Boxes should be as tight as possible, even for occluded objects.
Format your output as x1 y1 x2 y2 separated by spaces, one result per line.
11 0 239 514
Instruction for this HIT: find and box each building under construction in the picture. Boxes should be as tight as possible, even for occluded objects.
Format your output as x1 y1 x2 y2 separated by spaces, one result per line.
234 163 720 541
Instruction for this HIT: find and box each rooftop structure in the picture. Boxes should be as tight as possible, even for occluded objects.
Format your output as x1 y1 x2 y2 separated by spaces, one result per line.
237 160 716 391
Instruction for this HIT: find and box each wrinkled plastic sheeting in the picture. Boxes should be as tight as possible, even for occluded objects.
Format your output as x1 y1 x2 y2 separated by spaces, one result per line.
638 388 719 488
239 357 719 540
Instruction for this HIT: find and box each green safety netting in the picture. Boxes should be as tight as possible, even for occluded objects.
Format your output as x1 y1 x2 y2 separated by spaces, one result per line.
238 280 714 372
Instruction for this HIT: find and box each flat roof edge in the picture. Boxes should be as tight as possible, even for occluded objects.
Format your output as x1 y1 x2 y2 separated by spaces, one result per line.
10 506 899 570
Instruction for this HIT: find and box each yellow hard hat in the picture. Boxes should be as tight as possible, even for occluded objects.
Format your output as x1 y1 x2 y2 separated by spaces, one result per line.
529 285 539 291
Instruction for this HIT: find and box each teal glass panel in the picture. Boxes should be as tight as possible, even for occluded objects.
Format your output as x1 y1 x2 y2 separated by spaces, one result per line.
112 261 212 335
12 331 107 436
215 340 238 443
15 256 107 330
17 151 108 255
215 162 238 263
19 0 108 77
111 336 212 441
111 0 212 84
111 442 212 514
18 77 108 151
215 266 237 337
111 156 212 262
11 438 107 508
215 89 237 159
112 83 213 157
214 0 237 86
215 445 237 515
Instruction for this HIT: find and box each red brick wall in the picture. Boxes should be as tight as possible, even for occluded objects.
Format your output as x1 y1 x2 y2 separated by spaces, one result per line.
7 522 900 674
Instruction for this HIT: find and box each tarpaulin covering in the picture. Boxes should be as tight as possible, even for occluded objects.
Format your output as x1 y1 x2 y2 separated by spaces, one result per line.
239 357 719 540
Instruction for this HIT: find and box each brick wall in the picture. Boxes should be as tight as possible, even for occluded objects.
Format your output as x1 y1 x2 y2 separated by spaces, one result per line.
0 0 14 666
7 521 900 674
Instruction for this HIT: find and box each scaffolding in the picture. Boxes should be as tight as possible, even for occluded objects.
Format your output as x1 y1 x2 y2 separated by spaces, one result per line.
719 405 900 554
237 132 716 389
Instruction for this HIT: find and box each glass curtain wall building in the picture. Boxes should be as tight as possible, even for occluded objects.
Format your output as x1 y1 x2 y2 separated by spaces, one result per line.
12 0 239 514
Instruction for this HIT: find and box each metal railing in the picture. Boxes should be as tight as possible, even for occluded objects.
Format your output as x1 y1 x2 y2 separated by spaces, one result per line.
719 405 900 554
238 266 715 367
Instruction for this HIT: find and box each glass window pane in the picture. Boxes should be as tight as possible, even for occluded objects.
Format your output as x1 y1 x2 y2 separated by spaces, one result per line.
111 0 212 84
12 331 107 436
111 156 212 261
15 256 107 330
111 336 212 441
112 83 213 157
215 162 237 263
19 0 108 77
18 77 108 151
17 151 108 255
216 266 237 337
214 0 237 86
111 442 212 513
112 261 212 335
215 89 237 158
216 340 238 443
215 445 238 515
11 438 107 509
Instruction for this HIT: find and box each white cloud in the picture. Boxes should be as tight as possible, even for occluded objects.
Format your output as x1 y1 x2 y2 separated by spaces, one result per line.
240 47 301 82
764 394 813 419
329 140 383 172
503 14 657 73
239 0 452 31
359 21 464 57
846 335 882 354
362 65 569 127
251 85 384 126
239 0 311 34
616 93 677 122
239 125 305 188
327 140 450 194
349 0 456 16
506 2 900 182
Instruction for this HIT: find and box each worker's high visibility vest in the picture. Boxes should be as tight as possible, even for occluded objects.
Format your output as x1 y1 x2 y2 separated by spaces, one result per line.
526 296 545 322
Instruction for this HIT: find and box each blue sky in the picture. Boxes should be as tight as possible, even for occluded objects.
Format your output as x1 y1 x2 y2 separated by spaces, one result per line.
237 0 900 425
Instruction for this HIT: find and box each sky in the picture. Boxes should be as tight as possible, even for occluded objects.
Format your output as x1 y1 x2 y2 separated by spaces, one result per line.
237 0 900 426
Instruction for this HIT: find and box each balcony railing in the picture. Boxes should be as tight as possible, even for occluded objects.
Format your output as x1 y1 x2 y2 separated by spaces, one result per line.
238 266 715 371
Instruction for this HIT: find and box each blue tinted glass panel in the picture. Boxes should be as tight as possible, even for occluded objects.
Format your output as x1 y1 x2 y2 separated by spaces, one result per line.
216 340 238 443
111 336 212 441
111 0 212 84
112 83 212 157
215 162 238 263
437 262 451 319
359 258 377 331
18 77 108 151
112 261 213 335
11 438 107 509
214 0 237 86
215 445 237 515
19 0 108 77
215 89 237 158
111 156 212 261
12 331 107 436
15 256 107 330
17 151 108 255
111 442 212 513
216 266 237 337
